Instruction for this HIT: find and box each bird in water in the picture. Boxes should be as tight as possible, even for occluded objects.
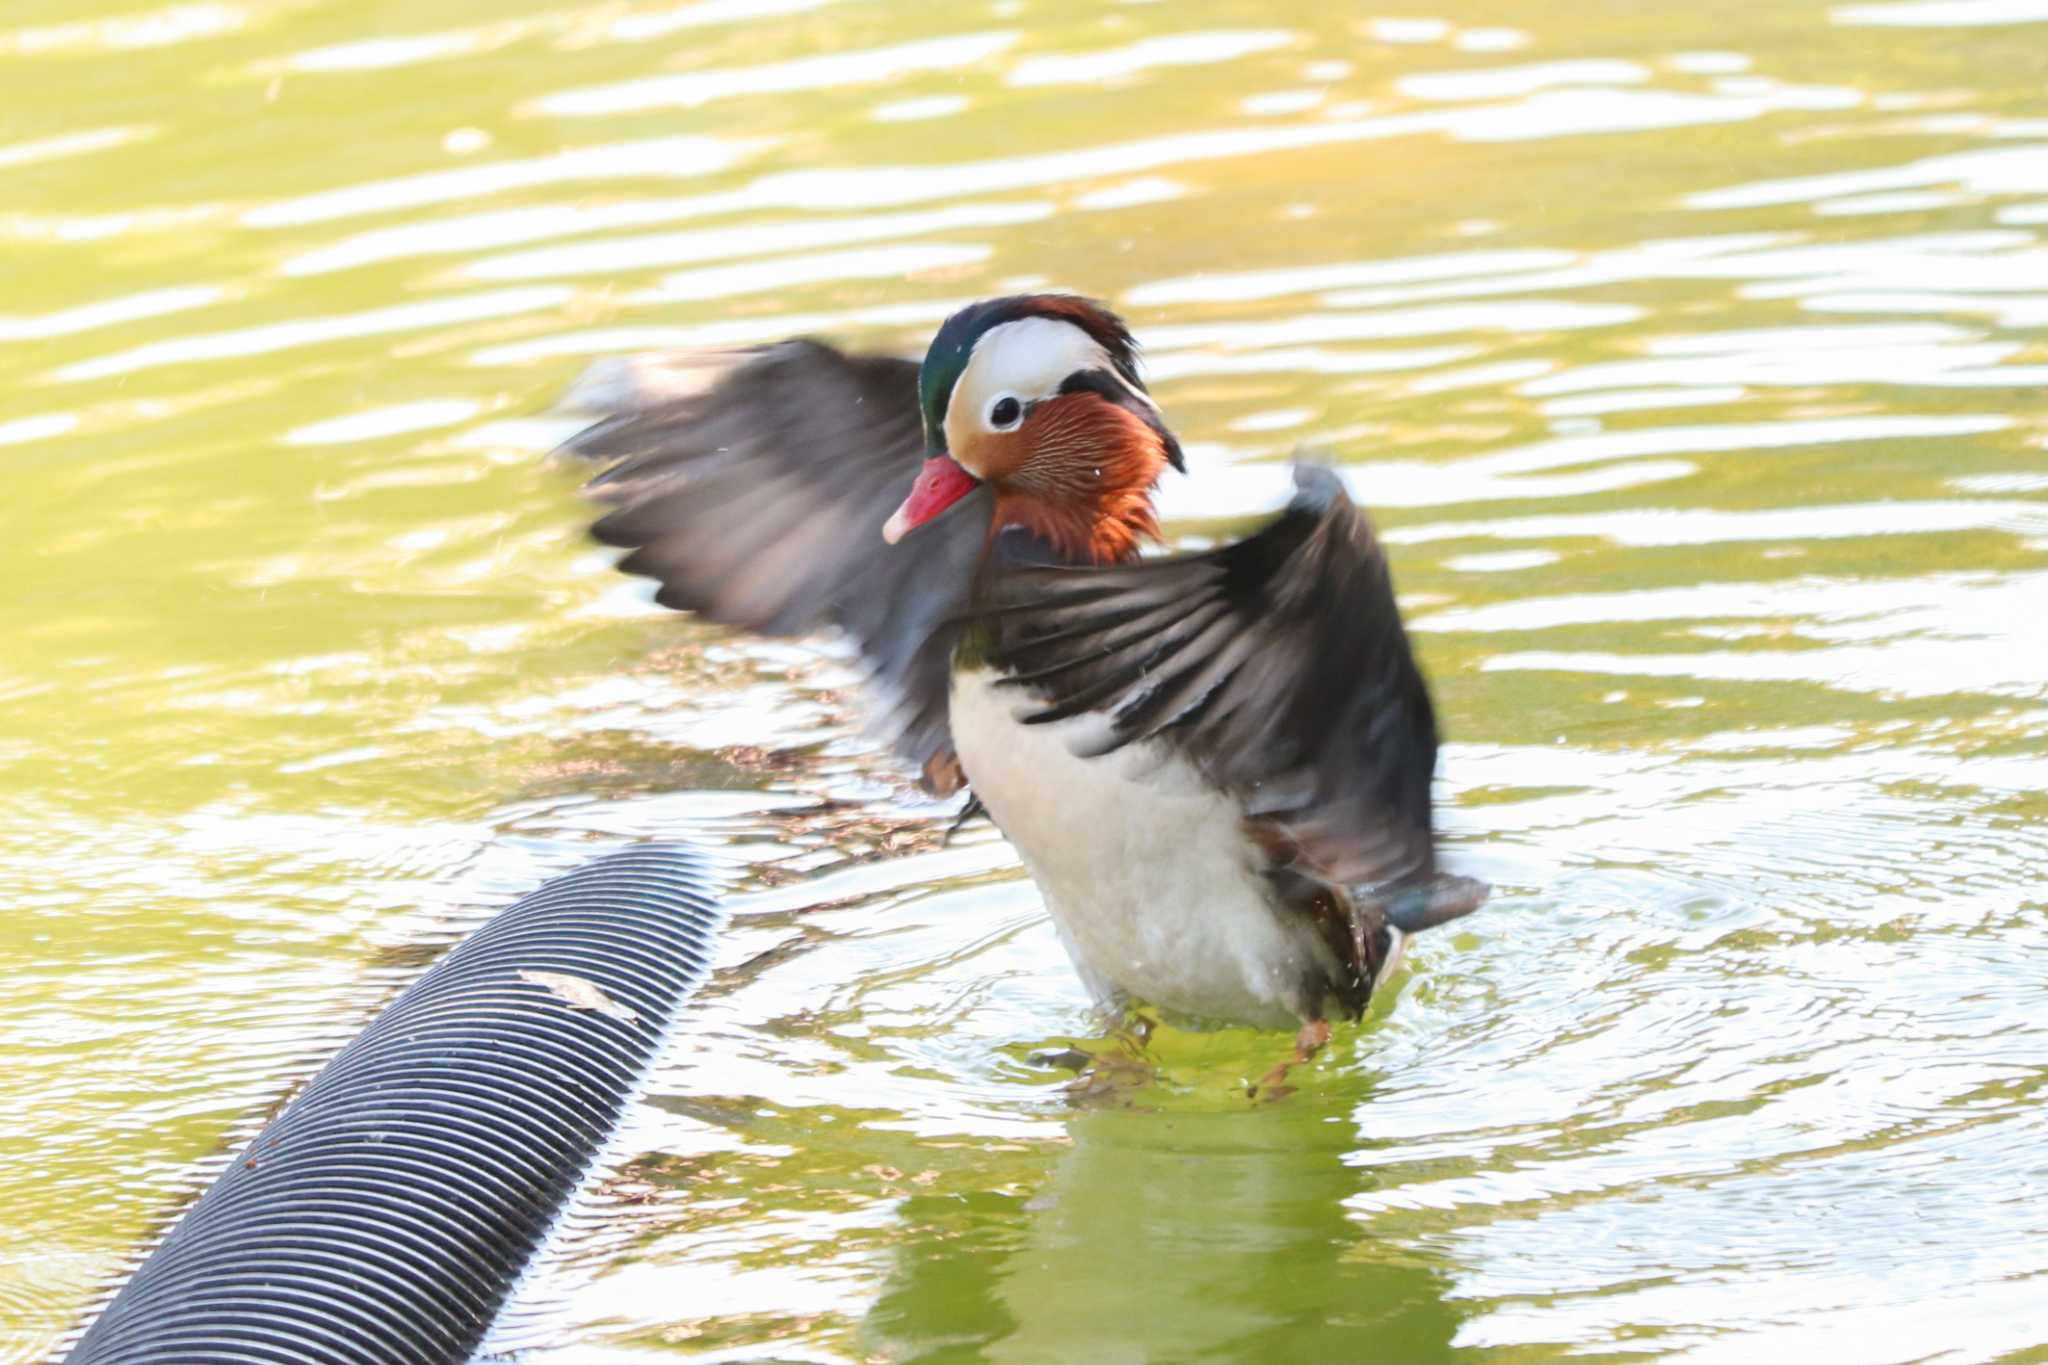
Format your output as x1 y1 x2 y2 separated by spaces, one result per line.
561 293 1487 1090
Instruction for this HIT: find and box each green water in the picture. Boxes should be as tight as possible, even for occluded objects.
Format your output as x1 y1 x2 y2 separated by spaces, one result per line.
6 0 2048 1359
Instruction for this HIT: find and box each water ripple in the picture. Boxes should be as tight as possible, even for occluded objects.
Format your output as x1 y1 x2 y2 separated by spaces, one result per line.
533 31 1021 117
1006 30 1293 88
242 136 763 230
55 287 570 381
463 200 1052 283
9 3 2048 1361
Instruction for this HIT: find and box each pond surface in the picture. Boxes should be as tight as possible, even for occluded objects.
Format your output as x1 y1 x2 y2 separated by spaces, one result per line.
5 0 2048 1360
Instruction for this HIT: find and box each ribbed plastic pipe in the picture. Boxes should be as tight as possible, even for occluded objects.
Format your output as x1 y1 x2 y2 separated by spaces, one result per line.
67 844 722 1365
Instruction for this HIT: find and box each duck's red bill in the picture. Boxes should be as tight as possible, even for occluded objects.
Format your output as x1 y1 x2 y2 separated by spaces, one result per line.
883 456 978 544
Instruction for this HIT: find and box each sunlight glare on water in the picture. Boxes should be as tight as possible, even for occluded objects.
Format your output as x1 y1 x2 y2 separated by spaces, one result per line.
3 0 2045 1360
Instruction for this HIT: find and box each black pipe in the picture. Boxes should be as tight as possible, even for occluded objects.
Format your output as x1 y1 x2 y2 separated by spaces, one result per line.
67 845 722 1365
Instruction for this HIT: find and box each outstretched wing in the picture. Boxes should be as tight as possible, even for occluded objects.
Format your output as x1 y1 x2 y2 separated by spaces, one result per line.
562 340 988 781
978 464 1442 896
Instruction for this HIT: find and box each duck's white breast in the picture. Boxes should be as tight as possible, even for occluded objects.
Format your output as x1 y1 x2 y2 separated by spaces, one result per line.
948 668 1339 1029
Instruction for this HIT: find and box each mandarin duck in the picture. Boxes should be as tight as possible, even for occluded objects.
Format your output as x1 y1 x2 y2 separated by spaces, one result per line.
563 294 1487 1065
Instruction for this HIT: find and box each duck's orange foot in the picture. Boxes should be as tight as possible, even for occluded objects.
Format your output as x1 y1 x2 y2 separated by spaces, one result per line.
1248 1019 1332 1102
1039 1013 1158 1105
1065 1049 1156 1104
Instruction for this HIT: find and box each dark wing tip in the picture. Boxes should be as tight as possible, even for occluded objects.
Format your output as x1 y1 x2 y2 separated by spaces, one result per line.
589 505 642 548
554 348 755 427
554 411 637 464
1288 461 1348 511
1384 875 1490 933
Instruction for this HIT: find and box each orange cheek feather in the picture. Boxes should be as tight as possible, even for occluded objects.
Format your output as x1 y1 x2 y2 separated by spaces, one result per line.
990 395 1169 565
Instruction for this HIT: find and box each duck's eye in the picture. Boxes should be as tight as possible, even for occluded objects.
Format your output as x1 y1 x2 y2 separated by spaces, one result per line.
987 395 1023 430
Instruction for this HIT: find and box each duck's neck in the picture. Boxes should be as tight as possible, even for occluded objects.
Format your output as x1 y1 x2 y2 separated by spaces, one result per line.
985 427 1170 567
989 489 1155 566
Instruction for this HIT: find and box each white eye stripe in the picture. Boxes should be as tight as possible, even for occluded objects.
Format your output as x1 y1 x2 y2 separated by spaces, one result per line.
945 315 1153 458
963 319 1110 399
1107 367 1158 411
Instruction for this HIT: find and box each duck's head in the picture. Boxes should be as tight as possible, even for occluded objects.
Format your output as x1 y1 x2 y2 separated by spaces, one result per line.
883 294 1183 565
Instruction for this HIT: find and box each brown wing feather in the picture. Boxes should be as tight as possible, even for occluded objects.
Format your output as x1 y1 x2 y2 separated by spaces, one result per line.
562 340 986 778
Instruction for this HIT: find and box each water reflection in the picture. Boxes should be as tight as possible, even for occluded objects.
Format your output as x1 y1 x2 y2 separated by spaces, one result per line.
284 399 483 447
241 137 762 229
55 286 572 381
1006 29 1294 88
0 4 246 56
1383 496 2048 546
463 201 1051 282
0 126 151 170
1833 0 2048 25
532 32 1021 117
0 412 79 446
0 285 223 343
870 1103 1469 1362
